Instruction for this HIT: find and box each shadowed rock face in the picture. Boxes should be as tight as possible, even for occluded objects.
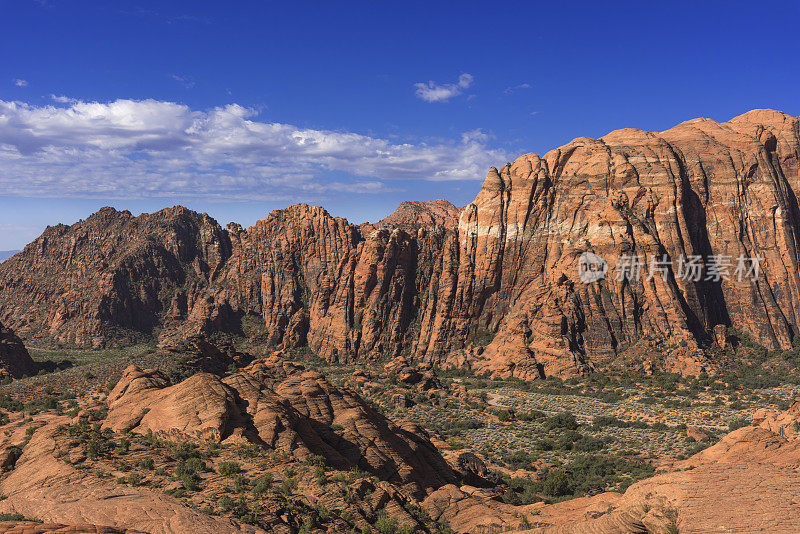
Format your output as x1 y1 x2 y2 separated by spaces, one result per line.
0 322 36 379
1 110 799 377
0 206 232 348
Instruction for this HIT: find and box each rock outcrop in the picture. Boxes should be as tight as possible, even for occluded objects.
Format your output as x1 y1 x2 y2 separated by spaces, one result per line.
105 357 456 498
2 110 799 378
0 421 267 534
0 322 36 379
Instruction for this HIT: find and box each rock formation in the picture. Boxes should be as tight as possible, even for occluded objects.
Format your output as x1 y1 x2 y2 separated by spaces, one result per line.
0 522 146 533
1 110 799 378
0 419 267 534
105 356 456 498
0 322 36 379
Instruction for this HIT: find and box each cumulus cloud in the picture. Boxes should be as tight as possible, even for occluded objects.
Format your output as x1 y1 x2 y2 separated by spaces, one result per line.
414 73 473 103
0 98 507 200
13 79 28 87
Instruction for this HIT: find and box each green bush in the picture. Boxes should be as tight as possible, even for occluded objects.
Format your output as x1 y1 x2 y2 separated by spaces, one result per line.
542 469 571 496
252 473 273 498
545 411 579 431
729 417 750 431
139 457 155 470
218 461 242 476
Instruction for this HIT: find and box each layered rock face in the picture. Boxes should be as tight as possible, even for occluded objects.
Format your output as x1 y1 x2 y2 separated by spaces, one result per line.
1 110 798 377
0 322 36 379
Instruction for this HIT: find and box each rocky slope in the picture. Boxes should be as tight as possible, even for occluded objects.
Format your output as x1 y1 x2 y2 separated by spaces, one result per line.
0 206 231 348
0 322 36 379
1 110 799 378
5 357 800 533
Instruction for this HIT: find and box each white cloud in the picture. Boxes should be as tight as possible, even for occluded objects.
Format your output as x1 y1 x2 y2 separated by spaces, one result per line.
0 97 507 200
171 74 196 88
50 94 78 104
504 83 531 94
414 73 473 103
13 79 28 87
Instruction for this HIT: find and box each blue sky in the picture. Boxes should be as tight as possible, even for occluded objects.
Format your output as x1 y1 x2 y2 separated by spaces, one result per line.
1 0 799 249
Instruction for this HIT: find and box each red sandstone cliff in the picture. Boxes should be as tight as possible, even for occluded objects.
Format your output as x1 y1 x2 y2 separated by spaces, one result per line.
1 110 798 378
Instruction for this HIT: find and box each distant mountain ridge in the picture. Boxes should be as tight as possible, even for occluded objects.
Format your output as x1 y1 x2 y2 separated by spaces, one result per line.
360 199 462 235
1 109 799 380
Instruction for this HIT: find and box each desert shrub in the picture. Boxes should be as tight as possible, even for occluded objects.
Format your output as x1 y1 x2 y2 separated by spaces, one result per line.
278 477 298 495
87 437 107 460
541 469 571 496
218 494 234 511
517 409 546 421
0 513 42 522
233 474 249 493
179 472 201 491
169 442 200 460
235 443 262 458
496 410 515 422
501 450 536 470
591 415 648 429
218 461 242 476
115 437 130 453
572 435 606 452
139 457 155 470
375 510 414 534
251 473 274 498
544 411 579 431
175 457 207 491
305 454 327 467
